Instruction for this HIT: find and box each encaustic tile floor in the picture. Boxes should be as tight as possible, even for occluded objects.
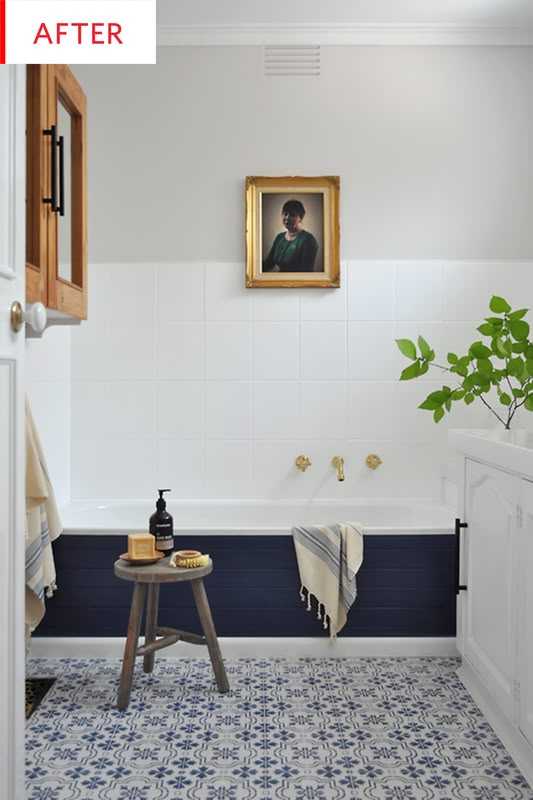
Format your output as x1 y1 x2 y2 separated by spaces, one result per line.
26 656 533 800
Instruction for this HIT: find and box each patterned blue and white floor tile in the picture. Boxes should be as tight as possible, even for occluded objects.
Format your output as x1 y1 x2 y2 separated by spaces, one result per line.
26 657 533 799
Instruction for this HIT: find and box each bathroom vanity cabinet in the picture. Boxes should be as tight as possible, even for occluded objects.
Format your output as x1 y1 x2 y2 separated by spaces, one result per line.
26 65 87 319
451 429 533 787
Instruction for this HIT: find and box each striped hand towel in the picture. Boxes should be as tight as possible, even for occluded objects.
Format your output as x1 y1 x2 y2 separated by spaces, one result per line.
292 521 364 639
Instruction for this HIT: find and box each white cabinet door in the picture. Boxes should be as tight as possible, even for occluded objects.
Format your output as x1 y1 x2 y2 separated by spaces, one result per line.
0 66 26 800
463 459 519 719
518 479 533 747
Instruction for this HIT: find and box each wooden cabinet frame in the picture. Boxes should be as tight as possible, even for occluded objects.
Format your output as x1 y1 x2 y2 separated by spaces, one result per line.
26 65 87 319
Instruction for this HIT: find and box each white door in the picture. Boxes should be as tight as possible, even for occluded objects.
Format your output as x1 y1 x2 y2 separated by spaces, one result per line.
463 459 519 719
518 479 533 747
0 65 26 800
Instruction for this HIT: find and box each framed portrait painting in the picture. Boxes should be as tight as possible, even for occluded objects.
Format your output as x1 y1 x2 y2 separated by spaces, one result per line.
245 175 340 288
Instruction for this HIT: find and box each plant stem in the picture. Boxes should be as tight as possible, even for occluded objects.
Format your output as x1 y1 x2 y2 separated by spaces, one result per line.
478 394 509 428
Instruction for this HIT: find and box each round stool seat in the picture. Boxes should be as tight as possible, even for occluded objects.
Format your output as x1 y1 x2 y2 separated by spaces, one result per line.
114 557 212 583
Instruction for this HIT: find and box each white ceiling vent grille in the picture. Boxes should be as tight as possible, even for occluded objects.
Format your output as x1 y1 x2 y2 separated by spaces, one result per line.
264 45 320 77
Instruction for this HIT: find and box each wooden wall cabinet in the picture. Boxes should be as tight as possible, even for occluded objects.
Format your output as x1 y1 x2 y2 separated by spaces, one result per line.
451 429 533 790
26 65 87 319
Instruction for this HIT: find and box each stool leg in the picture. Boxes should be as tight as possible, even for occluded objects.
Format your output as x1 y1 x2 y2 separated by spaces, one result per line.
143 584 160 674
191 578 229 694
117 582 147 711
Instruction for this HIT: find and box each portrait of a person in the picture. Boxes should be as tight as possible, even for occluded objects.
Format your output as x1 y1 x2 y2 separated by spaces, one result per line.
262 199 319 273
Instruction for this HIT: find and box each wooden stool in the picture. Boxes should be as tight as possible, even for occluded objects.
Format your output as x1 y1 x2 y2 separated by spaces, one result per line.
114 557 229 710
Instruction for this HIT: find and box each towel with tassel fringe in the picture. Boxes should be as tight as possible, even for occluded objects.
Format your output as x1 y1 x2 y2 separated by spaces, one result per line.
292 521 364 640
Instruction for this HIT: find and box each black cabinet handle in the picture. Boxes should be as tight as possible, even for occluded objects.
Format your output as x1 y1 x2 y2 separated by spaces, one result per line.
57 135 65 216
455 517 468 594
43 125 64 215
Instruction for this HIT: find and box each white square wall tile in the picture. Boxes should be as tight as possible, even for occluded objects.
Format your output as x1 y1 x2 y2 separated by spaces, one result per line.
86 262 109 320
154 440 205 498
205 382 251 439
348 322 401 381
71 381 156 441
157 262 204 321
395 261 443 321
299 382 348 439
105 322 157 380
26 326 71 382
347 261 394 321
300 322 346 380
251 322 298 380
251 289 299 321
205 322 251 380
299 285 347 321
205 441 253 498
205 261 251 321
157 322 205 380
156 381 204 439
252 382 299 439
107 263 157 323
438 261 528 322
252 440 322 499
71 439 156 499
347 381 398 439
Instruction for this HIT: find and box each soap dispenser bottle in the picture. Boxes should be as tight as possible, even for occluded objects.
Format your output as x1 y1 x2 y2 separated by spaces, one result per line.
150 489 174 555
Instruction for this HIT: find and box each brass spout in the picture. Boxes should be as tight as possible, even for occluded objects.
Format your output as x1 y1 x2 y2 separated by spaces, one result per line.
331 456 345 481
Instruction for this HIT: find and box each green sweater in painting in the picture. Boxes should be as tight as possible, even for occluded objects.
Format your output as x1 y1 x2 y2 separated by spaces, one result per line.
263 230 319 273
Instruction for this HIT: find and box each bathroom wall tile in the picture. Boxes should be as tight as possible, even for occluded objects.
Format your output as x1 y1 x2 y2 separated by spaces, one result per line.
205 261 251 321
347 381 398 439
107 263 157 323
106 322 157 380
205 381 251 439
154 440 205 498
252 382 299 439
71 322 110 381
394 261 443 321
205 322 251 379
300 322 346 380
388 440 447 500
348 322 401 380
71 380 156 440
251 322 298 380
394 321 478 380
251 289 299 321
157 262 204 321
394 379 492 439
299 381 348 439
299 284 347 321
347 261 394 321
26 326 71 382
86 262 109 321
26 379 71 505
204 441 253 498
157 322 205 380
252 440 324 500
71 439 156 499
156 381 204 439
440 260 533 323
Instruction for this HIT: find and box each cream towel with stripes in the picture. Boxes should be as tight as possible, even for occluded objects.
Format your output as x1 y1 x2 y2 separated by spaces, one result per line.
25 398 62 644
292 521 364 639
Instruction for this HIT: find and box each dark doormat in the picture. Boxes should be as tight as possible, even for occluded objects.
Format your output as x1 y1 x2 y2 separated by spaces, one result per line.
25 678 56 719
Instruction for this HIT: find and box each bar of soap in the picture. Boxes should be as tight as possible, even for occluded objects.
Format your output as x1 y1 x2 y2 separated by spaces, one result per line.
127 533 157 560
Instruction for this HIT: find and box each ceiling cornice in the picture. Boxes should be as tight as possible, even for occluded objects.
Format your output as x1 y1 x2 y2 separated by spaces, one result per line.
157 23 533 48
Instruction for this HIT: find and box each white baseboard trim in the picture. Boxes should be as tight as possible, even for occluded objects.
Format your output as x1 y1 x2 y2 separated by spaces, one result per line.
458 662 533 791
30 636 458 660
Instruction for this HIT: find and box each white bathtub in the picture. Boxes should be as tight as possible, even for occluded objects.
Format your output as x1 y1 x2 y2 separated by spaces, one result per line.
59 498 455 536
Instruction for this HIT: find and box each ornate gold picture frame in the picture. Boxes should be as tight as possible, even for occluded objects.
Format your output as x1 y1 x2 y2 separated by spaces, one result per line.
246 176 340 288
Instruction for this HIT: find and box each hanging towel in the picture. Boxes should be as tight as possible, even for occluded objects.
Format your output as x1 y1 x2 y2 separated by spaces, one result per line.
25 398 62 645
292 521 364 640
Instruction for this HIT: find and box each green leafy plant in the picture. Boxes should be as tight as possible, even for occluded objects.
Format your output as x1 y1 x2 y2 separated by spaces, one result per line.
395 296 533 430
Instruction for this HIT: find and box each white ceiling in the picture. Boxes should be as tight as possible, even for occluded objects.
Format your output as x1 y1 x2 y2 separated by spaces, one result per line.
157 0 533 45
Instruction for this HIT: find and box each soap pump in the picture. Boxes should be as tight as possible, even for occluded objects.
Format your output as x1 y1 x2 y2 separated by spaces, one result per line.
150 489 174 555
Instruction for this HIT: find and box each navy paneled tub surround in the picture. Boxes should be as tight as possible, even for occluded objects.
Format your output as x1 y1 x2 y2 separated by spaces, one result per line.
35 533 456 638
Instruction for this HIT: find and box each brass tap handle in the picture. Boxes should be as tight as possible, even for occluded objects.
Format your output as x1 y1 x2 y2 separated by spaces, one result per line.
366 453 382 470
331 456 345 482
295 455 312 472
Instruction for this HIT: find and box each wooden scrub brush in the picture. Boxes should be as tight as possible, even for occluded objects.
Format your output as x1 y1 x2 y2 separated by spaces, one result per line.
169 549 210 568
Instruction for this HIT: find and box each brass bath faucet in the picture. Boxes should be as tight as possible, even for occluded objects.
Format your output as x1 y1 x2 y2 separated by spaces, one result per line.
331 456 345 481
